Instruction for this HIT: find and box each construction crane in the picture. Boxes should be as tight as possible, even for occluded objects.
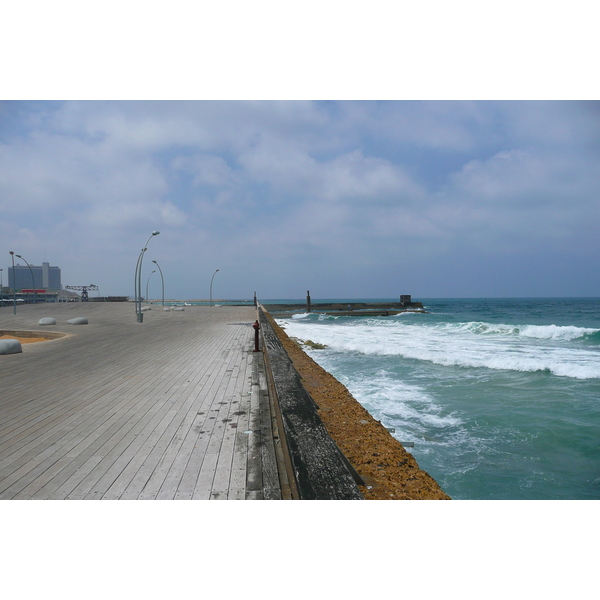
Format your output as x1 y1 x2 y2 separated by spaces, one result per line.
65 284 99 302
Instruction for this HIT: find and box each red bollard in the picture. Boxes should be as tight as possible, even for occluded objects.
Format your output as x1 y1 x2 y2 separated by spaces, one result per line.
252 320 260 352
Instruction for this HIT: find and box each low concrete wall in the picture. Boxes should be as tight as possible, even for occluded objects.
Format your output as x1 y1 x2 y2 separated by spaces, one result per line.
259 307 451 500
258 307 363 500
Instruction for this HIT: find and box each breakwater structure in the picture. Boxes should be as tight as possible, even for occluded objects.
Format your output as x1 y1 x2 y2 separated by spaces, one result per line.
263 292 426 318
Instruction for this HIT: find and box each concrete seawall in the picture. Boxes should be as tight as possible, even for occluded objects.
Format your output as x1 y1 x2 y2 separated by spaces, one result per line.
259 306 450 500
258 307 364 499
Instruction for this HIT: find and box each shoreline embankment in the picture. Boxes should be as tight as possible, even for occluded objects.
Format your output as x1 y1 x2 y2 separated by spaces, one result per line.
260 307 450 500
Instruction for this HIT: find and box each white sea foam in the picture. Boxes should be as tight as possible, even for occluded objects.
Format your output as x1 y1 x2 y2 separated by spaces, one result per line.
280 318 600 379
519 324 599 341
332 370 463 443
441 321 599 340
281 299 600 499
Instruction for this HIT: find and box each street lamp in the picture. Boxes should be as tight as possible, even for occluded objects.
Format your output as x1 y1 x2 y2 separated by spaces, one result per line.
15 254 36 305
152 260 165 306
9 252 16 314
0 268 3 308
146 270 156 304
134 231 160 322
210 269 219 307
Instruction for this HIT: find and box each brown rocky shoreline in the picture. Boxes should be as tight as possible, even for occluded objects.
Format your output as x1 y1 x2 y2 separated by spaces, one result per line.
265 311 450 500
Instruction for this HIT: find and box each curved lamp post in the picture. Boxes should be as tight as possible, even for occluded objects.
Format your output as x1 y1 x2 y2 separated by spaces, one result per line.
210 269 219 307
152 260 165 306
15 254 36 305
9 251 16 314
134 231 160 322
146 270 156 304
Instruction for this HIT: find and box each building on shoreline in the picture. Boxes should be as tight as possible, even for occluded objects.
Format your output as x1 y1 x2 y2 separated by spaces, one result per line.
8 261 62 291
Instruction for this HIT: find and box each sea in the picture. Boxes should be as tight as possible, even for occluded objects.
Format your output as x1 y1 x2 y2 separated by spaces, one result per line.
269 297 600 500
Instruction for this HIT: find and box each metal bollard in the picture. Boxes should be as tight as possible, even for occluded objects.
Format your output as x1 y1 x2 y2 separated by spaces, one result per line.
252 320 260 352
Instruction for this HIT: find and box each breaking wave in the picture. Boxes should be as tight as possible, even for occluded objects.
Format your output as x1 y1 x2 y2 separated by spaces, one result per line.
447 321 600 342
279 318 600 380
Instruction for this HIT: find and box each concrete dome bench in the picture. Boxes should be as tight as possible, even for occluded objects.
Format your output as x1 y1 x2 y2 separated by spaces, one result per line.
67 317 88 325
0 339 23 355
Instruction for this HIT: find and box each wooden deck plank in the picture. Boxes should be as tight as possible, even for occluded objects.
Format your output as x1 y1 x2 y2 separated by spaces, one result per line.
226 352 254 499
77 335 237 500
152 337 242 499
0 342 210 467
0 303 281 500
245 371 265 499
133 325 252 499
97 347 226 500
170 344 242 499
217 355 254 495
3 363 195 499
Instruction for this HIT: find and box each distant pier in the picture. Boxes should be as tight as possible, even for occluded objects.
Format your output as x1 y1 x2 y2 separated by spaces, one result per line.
263 297 426 319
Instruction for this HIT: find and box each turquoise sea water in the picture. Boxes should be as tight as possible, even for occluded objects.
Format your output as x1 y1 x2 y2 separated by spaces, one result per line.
272 298 600 500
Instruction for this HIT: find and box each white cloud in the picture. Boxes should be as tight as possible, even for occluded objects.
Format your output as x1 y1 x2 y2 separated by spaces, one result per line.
2 100 600 298
319 150 424 203
172 154 243 189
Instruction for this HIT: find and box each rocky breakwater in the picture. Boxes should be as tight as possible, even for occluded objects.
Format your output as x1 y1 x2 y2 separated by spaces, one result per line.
263 310 450 500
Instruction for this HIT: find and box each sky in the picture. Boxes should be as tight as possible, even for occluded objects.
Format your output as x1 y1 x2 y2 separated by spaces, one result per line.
1 3 599 301
2 100 599 300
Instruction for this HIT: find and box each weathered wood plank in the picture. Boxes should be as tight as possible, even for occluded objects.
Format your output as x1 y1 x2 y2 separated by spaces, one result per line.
0 303 281 500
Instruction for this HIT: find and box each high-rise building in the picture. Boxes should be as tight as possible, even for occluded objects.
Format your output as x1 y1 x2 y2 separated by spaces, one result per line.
8 262 62 291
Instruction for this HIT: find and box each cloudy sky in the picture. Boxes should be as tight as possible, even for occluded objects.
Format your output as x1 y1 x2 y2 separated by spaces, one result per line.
2 3 599 300
1 100 599 300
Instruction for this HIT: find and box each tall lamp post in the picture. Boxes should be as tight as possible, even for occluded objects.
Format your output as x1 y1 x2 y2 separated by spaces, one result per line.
146 270 156 304
152 260 165 306
15 254 36 305
134 231 160 322
0 268 3 308
210 269 219 307
9 251 16 314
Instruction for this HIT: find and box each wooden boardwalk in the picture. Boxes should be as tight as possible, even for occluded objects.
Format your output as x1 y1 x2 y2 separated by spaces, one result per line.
0 302 282 500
